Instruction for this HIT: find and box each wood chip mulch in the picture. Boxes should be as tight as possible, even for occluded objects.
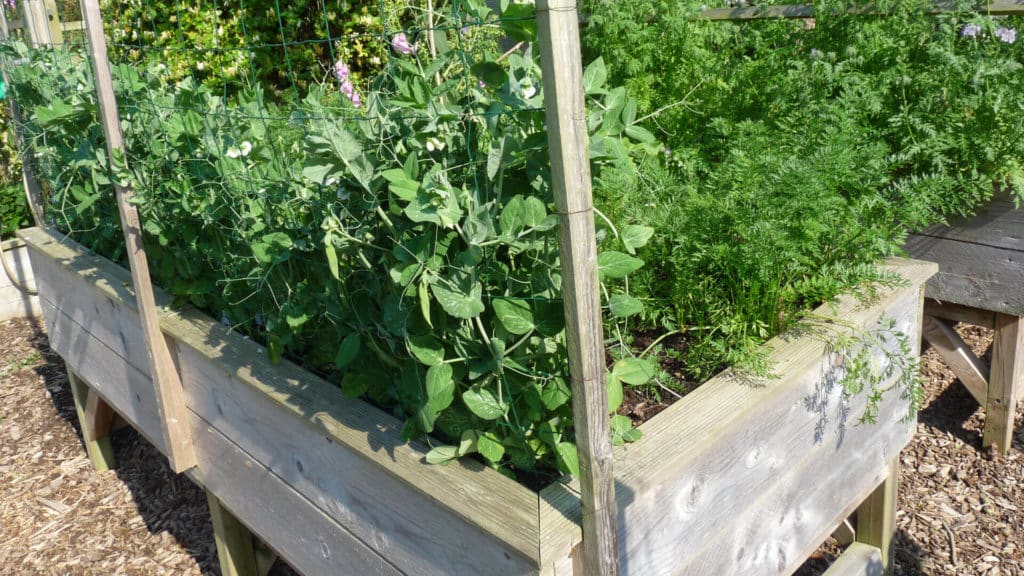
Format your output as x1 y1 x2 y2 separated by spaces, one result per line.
0 318 296 576
1 316 1021 575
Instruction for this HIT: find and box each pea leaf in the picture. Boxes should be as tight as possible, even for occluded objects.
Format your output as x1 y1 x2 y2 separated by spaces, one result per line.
612 357 658 385
407 334 444 366
583 57 608 95
611 414 643 446
425 445 460 465
556 442 580 476
476 432 505 463
492 298 534 335
426 363 455 413
334 333 360 368
463 387 506 420
609 294 643 318
598 251 644 280
340 371 370 398
621 225 655 255
431 281 485 319
541 377 571 410
607 372 623 412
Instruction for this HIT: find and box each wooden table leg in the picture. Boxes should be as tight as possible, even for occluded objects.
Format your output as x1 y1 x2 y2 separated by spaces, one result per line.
982 313 1023 455
207 490 260 576
66 365 116 471
856 460 899 575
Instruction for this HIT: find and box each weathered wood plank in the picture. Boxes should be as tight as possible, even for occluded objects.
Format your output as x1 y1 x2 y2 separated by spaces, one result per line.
915 195 1024 252
540 259 934 575
905 234 1024 316
924 299 997 329
21 227 543 570
922 316 989 405
831 519 856 547
983 313 1023 454
822 543 884 576
81 0 196 472
537 0 619 573
190 417 403 576
67 368 116 471
0 240 40 321
855 460 899 573
207 490 259 576
177 340 538 575
39 298 168 454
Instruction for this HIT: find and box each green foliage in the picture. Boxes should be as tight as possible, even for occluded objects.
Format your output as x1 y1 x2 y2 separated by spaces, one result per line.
4 0 653 481
583 0 1024 388
0 105 29 238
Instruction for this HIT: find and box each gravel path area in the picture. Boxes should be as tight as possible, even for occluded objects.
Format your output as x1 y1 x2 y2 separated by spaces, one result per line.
0 316 1021 575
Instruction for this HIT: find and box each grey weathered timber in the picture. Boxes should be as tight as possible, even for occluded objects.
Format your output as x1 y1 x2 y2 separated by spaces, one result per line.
21 227 539 576
41 0 62 45
905 196 1024 316
922 316 989 405
207 490 259 576
80 0 196 472
539 259 936 575
984 313 1023 453
0 239 40 321
67 367 116 471
22 226 936 576
822 543 884 576
537 0 619 573
855 460 899 574
924 299 997 330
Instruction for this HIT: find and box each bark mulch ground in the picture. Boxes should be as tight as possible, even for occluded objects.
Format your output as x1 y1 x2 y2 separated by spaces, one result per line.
0 317 295 576
1 316 1021 575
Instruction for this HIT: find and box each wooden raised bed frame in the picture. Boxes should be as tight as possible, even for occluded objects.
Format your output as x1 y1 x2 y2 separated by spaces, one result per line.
20 226 936 575
0 238 40 321
906 194 1024 454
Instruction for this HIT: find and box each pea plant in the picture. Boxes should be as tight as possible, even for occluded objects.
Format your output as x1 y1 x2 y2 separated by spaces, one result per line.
3 0 658 482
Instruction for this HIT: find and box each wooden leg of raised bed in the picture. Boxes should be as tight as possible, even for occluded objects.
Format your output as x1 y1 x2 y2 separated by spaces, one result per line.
855 460 898 575
206 490 263 576
66 365 116 471
982 313 1023 455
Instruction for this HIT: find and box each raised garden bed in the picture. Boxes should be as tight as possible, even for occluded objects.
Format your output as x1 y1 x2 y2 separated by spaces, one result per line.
0 237 39 322
905 194 1024 454
20 225 936 575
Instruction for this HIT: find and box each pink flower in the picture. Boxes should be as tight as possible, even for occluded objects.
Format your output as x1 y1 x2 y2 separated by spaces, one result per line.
333 61 350 82
390 33 416 56
351 92 362 108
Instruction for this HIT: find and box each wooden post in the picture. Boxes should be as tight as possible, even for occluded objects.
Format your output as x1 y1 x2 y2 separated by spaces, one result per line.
66 367 117 471
922 315 989 405
21 0 51 46
206 490 260 576
42 0 62 45
537 1 620 574
80 0 197 472
856 460 899 575
983 313 1022 454
0 7 48 228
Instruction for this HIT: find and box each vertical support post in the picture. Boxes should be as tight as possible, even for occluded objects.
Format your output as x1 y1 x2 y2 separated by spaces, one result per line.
206 490 259 576
856 459 899 575
21 0 51 46
42 0 62 46
66 366 116 471
0 7 48 228
536 1 620 574
80 0 196 472
983 313 1022 454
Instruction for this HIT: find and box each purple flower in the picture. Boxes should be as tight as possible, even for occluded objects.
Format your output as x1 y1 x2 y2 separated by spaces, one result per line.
960 23 982 38
333 61 350 82
1 0 14 10
390 33 416 56
994 26 1017 44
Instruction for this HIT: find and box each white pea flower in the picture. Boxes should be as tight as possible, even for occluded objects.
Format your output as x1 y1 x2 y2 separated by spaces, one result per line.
240 141 252 156
426 137 446 152
225 146 242 159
